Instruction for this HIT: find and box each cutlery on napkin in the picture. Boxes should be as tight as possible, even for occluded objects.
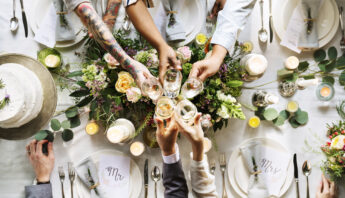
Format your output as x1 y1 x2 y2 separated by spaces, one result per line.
161 0 186 42
52 0 76 42
19 0 28 37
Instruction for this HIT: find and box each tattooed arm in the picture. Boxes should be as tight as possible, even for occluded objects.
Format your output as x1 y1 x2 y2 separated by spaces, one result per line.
103 0 121 30
126 1 180 84
75 3 152 86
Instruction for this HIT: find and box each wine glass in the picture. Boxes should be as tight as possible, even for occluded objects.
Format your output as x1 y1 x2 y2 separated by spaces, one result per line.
175 99 197 125
181 77 204 99
141 78 163 102
163 69 182 98
155 96 175 120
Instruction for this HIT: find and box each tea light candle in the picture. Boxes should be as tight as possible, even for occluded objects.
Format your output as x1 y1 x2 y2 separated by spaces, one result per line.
286 101 299 113
130 141 145 156
316 83 335 101
106 119 135 144
241 54 268 76
203 137 212 153
85 121 99 135
284 56 299 70
248 116 261 128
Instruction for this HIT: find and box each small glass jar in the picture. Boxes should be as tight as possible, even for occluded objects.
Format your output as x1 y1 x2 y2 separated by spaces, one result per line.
316 83 335 101
278 81 297 97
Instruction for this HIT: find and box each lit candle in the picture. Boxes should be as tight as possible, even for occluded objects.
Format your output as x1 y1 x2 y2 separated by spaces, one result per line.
85 121 99 135
106 119 135 144
203 137 212 153
130 141 145 156
286 101 299 113
241 54 268 76
248 116 261 128
316 83 335 101
284 56 299 70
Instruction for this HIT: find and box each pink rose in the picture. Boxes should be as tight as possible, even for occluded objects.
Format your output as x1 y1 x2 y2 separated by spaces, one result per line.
126 87 142 103
177 46 192 63
201 114 213 128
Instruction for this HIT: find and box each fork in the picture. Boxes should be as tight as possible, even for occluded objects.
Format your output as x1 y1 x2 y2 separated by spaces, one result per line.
58 166 66 198
340 6 345 51
210 160 216 175
68 162 76 198
219 153 228 198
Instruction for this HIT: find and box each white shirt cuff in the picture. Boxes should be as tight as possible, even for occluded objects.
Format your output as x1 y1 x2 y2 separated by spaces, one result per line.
123 0 138 7
162 144 180 164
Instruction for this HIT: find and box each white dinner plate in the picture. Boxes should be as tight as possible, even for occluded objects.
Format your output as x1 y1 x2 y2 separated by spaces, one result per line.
228 137 294 198
76 149 142 198
272 0 339 49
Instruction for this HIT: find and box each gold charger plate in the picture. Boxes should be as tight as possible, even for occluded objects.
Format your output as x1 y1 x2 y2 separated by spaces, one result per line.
0 53 57 140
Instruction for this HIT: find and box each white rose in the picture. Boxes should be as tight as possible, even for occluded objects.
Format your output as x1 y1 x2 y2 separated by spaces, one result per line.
104 53 119 69
330 135 345 150
217 104 230 119
217 91 236 103
126 87 142 103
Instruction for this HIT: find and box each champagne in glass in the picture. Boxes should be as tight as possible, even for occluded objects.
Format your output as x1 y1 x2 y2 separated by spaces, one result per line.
142 78 163 102
175 99 197 125
181 77 204 99
155 96 175 120
164 69 182 98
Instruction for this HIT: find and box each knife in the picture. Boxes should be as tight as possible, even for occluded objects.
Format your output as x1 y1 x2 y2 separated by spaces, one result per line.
19 0 28 37
144 159 148 198
293 153 300 198
307 7 312 35
269 0 273 43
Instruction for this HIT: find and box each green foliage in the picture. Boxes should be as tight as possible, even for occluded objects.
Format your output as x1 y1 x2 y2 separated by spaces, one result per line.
37 48 62 68
298 61 309 72
327 47 337 60
70 90 90 97
66 107 79 118
62 129 74 142
67 70 83 78
263 108 278 121
61 120 71 129
314 49 326 62
50 119 61 131
322 76 335 85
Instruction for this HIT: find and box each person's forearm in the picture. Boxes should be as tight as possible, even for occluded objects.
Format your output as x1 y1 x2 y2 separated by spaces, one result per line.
192 144 204 162
103 0 121 29
211 44 227 60
126 1 168 50
75 3 140 79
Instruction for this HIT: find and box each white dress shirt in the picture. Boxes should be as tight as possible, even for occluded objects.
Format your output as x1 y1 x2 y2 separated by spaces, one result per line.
211 0 257 52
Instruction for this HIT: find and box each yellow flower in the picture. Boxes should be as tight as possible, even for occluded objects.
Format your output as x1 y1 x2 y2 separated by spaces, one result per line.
115 71 135 93
242 41 253 53
195 33 207 46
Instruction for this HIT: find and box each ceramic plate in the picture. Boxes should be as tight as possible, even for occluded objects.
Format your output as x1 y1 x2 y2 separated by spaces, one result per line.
0 54 57 140
76 149 142 198
272 0 339 49
228 137 294 198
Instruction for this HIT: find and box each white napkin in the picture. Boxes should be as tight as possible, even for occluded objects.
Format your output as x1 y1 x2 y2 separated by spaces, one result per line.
241 140 291 197
240 141 268 198
280 0 323 53
161 0 186 42
52 0 76 42
298 0 323 49
34 3 57 48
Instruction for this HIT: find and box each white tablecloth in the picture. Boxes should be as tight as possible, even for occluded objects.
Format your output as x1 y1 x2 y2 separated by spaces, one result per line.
0 0 344 197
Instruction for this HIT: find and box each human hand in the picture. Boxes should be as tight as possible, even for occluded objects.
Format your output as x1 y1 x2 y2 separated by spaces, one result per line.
158 45 181 84
210 0 227 18
155 116 179 156
131 60 156 89
26 140 55 183
175 113 204 161
316 174 337 198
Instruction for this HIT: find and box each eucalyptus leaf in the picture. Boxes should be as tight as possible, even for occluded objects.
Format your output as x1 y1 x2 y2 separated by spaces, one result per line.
61 120 71 129
303 74 315 80
286 73 299 82
277 68 294 78
50 119 61 131
298 61 309 72
295 110 308 125
279 110 290 120
62 129 74 142
77 96 93 107
289 117 300 128
327 47 338 60
76 81 87 88
46 131 55 142
314 49 326 62
263 108 279 121
255 107 266 120
69 90 90 97
336 56 345 68
69 116 81 128
66 107 79 118
35 130 49 141
318 60 329 72
226 80 243 88
66 70 83 78
325 60 336 73
322 76 335 85
273 116 285 126
339 70 345 86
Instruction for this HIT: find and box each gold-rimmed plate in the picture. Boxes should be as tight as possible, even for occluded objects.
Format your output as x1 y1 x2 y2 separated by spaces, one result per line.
0 53 57 140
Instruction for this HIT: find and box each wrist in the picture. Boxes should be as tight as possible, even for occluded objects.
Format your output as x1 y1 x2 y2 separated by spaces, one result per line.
157 43 170 53
192 143 204 161
36 175 50 183
211 45 227 60
162 146 176 156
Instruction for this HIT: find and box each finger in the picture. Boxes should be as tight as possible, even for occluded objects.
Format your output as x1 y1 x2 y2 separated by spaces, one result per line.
166 117 171 127
155 118 165 134
198 71 209 82
170 56 181 70
189 62 202 79
194 113 202 126
330 181 335 196
29 140 37 156
48 142 54 159
159 64 168 84
36 140 48 156
316 180 323 194
322 174 330 192
26 144 31 157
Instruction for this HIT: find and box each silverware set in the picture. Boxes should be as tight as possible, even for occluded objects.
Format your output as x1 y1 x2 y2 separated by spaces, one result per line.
144 159 162 198
10 0 28 36
58 162 76 198
294 153 312 198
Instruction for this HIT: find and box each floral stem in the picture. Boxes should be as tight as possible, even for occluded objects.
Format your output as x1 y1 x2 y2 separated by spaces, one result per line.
242 79 278 89
51 71 78 82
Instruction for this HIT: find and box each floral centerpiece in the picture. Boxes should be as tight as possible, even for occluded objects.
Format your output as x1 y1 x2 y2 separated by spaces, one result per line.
321 120 345 180
50 30 249 139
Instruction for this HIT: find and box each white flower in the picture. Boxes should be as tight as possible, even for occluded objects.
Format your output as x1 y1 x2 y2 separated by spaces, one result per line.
217 91 236 103
126 87 142 103
104 53 120 69
217 104 230 119
330 135 345 150
201 114 212 128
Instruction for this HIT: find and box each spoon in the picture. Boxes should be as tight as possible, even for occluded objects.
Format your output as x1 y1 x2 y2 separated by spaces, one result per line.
151 166 161 198
302 160 312 198
258 0 268 43
10 0 19 32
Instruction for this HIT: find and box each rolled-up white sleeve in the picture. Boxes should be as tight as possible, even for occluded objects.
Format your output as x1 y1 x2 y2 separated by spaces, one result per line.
211 0 257 52
123 0 138 7
63 0 90 12
190 156 218 197
162 144 180 164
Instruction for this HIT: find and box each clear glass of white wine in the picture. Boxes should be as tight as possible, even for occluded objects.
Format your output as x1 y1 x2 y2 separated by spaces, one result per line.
155 96 175 120
181 77 204 99
175 99 197 125
141 78 163 102
163 69 182 98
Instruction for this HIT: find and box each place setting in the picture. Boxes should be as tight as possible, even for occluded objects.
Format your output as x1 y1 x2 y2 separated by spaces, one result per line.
1 0 345 197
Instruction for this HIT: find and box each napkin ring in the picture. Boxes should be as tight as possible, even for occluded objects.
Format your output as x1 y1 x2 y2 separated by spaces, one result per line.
89 183 99 190
304 18 315 22
56 11 67 15
251 170 262 175
167 11 177 15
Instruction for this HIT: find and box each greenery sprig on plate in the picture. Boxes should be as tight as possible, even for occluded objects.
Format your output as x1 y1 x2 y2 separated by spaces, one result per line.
0 79 10 110
255 107 308 128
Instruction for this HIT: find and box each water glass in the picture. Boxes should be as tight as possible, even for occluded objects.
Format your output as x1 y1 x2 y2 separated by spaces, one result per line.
155 96 175 120
175 99 197 125
142 78 163 102
181 77 204 99
164 69 182 98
